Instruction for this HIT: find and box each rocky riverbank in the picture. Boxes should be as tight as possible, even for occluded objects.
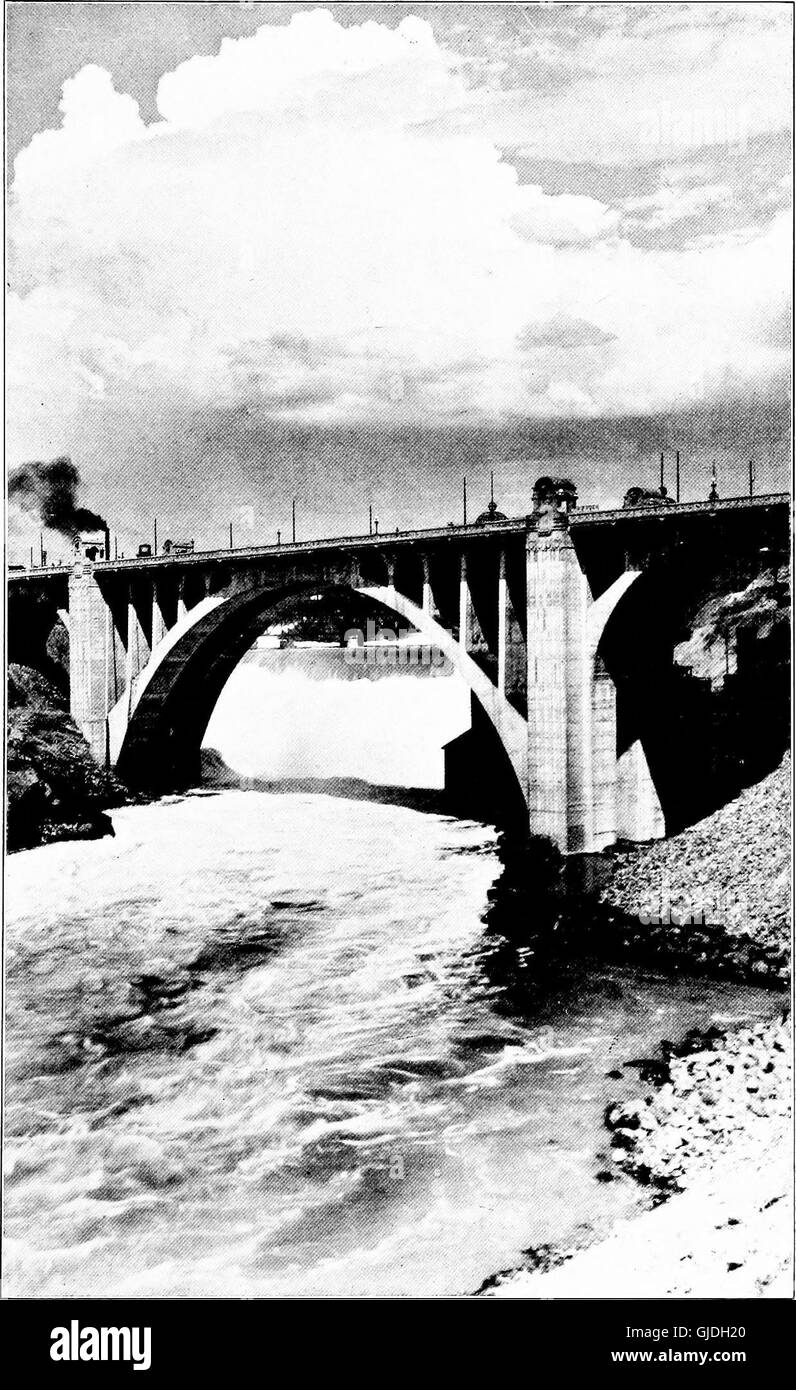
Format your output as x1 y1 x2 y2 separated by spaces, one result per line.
481 1011 791 1298
481 757 792 1297
485 1136 791 1298
605 1015 790 1194
7 663 129 851
598 754 790 978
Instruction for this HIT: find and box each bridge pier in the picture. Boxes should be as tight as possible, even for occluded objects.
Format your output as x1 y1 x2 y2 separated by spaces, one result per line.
525 526 663 852
68 567 114 766
526 528 581 848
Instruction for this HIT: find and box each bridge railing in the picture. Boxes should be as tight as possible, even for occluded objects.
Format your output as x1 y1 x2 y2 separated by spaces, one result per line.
7 491 789 580
569 492 789 526
8 517 531 579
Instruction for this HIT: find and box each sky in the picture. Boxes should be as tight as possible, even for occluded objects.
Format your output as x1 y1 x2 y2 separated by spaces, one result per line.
6 2 792 558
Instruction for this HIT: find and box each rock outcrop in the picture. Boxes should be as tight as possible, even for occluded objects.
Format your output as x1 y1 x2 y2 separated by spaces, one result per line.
7 664 128 851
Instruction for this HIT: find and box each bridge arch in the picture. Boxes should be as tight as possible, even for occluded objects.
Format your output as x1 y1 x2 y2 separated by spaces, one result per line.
113 575 529 811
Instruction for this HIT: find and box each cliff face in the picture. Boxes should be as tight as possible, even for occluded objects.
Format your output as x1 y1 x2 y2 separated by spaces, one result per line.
7 664 128 851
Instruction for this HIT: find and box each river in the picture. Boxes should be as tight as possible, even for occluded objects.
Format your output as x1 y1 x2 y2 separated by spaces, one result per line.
4 787 780 1298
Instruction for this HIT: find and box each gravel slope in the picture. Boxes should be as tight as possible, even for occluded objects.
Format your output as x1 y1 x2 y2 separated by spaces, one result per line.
601 755 790 963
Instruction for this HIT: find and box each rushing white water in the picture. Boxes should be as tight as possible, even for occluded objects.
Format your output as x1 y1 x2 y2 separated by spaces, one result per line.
4 790 779 1297
203 651 470 786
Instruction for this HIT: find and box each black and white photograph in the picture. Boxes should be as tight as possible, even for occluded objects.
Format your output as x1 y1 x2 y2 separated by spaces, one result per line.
2 0 793 1328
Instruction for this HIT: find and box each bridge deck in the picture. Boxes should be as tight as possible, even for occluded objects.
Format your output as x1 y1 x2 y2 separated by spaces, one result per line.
570 492 789 527
8 491 789 585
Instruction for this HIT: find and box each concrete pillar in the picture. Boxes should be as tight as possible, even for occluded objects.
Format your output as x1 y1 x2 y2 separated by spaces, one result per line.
108 602 126 707
526 528 591 851
498 549 526 702
68 566 113 766
177 574 188 622
590 657 618 850
422 555 435 617
459 554 486 653
151 580 167 649
459 556 470 648
125 585 150 693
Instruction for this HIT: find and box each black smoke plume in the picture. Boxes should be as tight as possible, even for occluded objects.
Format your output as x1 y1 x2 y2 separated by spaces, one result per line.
8 456 106 537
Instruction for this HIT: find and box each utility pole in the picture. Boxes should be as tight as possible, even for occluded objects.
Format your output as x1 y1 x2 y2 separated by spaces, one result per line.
749 458 755 498
154 518 158 555
659 452 665 494
40 532 45 566
114 535 118 560
369 504 373 536
229 521 234 549
463 476 467 525
675 449 681 503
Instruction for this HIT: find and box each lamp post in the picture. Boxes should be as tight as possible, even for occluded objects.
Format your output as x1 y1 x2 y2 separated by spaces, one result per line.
708 460 718 504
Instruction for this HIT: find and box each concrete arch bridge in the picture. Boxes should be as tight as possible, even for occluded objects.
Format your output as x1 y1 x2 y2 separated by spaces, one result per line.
8 490 788 853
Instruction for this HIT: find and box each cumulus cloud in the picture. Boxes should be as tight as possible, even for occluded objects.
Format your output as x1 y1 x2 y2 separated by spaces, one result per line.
511 184 620 246
6 2 791 476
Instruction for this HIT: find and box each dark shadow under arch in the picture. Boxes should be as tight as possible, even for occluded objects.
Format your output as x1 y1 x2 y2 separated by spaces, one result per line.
598 551 790 833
